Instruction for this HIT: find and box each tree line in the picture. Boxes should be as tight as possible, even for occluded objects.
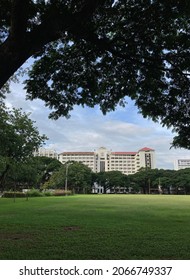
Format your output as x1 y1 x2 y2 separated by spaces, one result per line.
1 155 190 195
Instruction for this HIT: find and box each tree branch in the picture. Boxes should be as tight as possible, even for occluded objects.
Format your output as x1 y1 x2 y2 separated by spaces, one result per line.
0 1 108 88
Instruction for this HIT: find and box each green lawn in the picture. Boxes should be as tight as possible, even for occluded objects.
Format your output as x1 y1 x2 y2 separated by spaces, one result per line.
0 194 190 260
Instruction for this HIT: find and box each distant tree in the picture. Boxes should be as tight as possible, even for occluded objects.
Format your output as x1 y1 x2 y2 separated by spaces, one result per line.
45 161 92 193
31 156 62 188
105 171 128 193
130 168 164 194
0 103 47 190
0 1 190 148
129 168 148 194
1 160 37 190
94 172 109 194
94 171 128 193
152 169 176 194
174 168 190 194
130 168 182 194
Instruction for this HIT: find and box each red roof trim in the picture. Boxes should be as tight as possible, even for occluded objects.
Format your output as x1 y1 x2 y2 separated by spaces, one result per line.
111 152 137 155
59 148 154 156
59 152 94 155
139 147 154 151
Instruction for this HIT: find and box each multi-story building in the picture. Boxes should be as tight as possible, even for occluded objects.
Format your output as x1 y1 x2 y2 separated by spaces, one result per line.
58 151 95 170
58 146 155 175
33 147 58 159
174 158 190 170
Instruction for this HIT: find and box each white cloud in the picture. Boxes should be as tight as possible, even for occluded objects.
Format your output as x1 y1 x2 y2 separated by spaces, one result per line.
4 81 190 170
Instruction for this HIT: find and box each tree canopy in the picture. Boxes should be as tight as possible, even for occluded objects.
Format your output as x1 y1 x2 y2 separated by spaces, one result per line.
94 170 128 193
0 103 47 190
129 167 190 194
0 103 47 161
45 161 92 193
0 1 190 148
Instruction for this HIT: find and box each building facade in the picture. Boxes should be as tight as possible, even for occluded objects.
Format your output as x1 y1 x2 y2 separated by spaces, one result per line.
33 147 58 159
58 147 155 175
174 158 190 170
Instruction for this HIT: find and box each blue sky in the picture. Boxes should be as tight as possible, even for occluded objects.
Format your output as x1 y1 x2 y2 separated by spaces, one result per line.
5 73 190 170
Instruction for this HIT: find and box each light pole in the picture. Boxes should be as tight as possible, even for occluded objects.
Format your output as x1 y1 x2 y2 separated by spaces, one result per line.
65 162 71 193
65 163 69 193
148 178 150 194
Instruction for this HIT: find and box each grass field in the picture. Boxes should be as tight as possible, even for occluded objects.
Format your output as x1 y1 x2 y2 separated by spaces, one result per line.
0 194 190 260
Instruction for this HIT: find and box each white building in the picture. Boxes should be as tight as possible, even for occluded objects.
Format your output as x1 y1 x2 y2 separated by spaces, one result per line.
33 147 58 159
174 158 190 170
58 147 156 175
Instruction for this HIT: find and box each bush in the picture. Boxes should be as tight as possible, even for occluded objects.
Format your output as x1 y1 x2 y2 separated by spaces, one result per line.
27 189 43 197
43 191 52 196
1 189 73 198
2 191 26 198
53 189 72 196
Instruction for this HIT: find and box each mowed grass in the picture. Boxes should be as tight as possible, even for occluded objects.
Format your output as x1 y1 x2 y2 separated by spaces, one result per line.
0 194 190 260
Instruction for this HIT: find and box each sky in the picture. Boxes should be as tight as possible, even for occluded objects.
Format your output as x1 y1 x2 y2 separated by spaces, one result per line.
4 74 190 170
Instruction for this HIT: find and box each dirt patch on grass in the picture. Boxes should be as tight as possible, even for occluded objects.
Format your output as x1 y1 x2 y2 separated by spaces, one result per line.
63 226 80 231
0 232 36 241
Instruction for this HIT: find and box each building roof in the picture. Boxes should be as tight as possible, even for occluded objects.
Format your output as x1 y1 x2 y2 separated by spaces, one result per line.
59 147 154 156
59 152 94 155
111 152 137 155
138 147 154 151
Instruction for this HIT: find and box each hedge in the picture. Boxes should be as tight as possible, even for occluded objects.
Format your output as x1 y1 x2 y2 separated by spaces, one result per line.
2 189 73 198
52 189 73 196
2 191 26 198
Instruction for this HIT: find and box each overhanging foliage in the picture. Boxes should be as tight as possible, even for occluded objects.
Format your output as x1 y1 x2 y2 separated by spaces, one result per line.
0 1 190 148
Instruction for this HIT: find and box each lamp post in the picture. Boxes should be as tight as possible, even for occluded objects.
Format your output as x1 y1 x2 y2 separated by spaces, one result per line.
65 162 71 194
148 178 150 194
65 163 69 193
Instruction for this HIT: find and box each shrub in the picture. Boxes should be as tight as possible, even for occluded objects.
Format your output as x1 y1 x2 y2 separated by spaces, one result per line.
1 189 73 198
27 189 43 197
43 191 52 196
2 191 26 198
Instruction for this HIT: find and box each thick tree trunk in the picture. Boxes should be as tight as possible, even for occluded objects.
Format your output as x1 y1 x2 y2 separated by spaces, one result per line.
0 0 107 89
0 163 10 191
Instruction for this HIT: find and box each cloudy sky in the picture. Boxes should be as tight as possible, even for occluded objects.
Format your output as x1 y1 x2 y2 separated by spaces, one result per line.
4 73 190 170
